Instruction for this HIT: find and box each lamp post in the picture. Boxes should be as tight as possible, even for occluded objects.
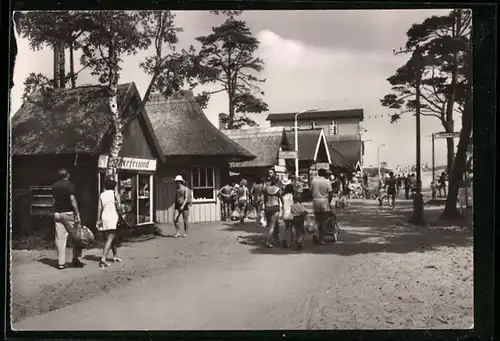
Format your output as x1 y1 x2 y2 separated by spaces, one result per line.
294 108 318 178
377 143 386 178
395 45 425 226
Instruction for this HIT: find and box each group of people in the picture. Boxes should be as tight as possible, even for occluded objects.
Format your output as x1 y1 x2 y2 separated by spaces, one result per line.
431 172 449 200
51 168 123 270
218 167 341 250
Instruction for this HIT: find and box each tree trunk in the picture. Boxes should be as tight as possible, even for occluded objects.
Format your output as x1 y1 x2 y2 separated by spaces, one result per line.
440 97 472 220
445 120 455 174
58 40 66 89
69 43 76 88
53 43 60 89
105 43 124 178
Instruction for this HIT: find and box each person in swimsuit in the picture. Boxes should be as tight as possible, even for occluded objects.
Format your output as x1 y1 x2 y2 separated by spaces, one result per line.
174 175 190 238
264 176 283 248
250 178 265 227
237 179 250 224
218 182 233 222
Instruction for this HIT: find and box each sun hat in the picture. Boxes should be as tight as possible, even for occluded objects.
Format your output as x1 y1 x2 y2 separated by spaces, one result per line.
174 175 185 183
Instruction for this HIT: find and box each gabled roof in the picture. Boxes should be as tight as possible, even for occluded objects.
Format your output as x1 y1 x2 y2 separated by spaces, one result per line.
11 82 164 161
145 91 255 162
224 127 290 168
326 137 361 166
266 109 364 121
284 129 331 163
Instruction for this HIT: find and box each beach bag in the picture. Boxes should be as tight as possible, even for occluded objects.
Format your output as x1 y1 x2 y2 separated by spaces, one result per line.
247 208 257 220
260 215 267 227
305 219 317 235
231 209 240 221
73 222 95 248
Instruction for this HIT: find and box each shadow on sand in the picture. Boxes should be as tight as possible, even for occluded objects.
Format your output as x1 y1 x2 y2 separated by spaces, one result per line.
223 200 473 256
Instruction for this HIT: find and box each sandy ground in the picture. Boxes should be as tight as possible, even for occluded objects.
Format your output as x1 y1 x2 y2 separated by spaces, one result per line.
10 199 473 330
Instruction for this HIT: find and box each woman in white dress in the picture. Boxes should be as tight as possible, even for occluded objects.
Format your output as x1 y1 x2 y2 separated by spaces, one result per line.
97 178 122 268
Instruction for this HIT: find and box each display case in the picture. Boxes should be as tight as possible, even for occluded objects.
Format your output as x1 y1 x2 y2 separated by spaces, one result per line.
98 171 154 226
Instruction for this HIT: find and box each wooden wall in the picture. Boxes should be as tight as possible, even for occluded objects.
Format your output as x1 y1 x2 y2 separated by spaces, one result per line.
155 162 222 224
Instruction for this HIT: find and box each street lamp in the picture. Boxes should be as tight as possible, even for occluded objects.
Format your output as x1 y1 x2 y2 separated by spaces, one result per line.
294 108 318 178
377 143 386 178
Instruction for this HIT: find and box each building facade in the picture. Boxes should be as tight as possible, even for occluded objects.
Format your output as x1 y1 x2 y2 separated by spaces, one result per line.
145 91 255 224
266 109 365 169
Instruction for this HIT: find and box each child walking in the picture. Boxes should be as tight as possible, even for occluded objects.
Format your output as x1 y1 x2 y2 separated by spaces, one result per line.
280 183 295 248
291 195 308 250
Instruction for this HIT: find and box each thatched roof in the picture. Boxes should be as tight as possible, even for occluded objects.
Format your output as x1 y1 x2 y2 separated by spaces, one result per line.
224 127 290 168
326 137 361 166
11 82 163 160
145 91 255 161
266 109 364 122
284 129 331 163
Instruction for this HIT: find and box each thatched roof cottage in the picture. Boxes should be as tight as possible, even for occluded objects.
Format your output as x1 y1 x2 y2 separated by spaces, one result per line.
11 82 164 233
145 90 256 223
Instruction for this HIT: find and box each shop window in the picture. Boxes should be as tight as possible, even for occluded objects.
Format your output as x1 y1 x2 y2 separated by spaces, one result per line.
29 186 54 216
191 166 215 201
329 120 338 135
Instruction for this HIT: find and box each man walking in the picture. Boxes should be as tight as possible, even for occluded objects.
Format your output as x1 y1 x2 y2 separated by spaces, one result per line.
174 175 190 238
310 168 333 245
385 171 397 209
52 168 84 270
218 182 233 222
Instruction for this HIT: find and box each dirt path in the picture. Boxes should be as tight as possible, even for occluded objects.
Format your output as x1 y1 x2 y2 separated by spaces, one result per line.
11 200 473 330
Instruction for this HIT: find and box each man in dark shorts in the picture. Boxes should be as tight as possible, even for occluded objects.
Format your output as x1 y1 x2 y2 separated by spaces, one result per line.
310 168 333 245
385 171 397 209
174 175 190 238
218 182 233 221
52 168 85 270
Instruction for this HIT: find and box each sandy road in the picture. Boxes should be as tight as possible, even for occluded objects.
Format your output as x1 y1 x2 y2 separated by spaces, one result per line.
11 200 473 330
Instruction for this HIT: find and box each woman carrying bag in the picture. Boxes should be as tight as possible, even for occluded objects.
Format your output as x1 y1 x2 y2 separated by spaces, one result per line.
96 178 123 268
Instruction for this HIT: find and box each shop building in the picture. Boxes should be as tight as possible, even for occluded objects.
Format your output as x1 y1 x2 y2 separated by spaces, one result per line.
145 91 255 224
11 82 164 235
284 129 332 182
223 127 293 182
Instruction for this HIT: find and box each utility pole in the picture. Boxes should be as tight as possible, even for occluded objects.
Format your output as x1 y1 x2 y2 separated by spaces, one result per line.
395 46 426 226
432 133 435 185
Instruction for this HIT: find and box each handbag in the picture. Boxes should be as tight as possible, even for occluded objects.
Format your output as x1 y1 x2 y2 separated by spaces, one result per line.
73 221 95 248
114 192 129 230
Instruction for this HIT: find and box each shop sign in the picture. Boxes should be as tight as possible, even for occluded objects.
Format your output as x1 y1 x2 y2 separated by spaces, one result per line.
315 162 330 170
278 151 298 159
98 155 157 172
434 132 460 139
274 165 287 173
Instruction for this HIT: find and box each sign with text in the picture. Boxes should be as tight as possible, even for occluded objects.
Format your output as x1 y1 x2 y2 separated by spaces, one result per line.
434 132 461 139
98 155 157 172
274 165 287 173
315 162 330 170
278 151 298 159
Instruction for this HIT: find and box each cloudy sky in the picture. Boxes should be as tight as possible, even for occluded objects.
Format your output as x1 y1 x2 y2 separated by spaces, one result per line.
11 9 457 167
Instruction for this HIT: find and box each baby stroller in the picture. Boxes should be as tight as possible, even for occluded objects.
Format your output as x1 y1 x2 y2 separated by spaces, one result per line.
309 211 341 243
325 211 341 242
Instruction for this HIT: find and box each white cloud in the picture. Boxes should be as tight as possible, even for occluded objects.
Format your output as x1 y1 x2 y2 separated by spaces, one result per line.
10 13 454 168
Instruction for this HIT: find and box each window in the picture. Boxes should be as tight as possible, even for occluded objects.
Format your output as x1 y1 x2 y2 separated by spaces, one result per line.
329 120 338 135
29 186 54 216
310 121 318 129
191 166 215 201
